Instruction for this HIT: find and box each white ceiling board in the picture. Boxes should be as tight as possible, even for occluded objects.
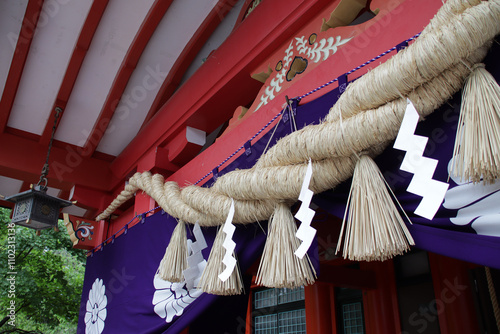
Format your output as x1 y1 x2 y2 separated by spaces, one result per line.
96 0 218 156
7 0 93 135
0 176 23 198
55 0 156 147
181 0 245 85
0 0 29 99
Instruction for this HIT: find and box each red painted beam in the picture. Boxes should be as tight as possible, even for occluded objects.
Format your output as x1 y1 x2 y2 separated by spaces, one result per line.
105 205 136 240
0 0 45 133
39 0 110 146
136 146 180 176
82 0 173 156
70 185 113 215
158 0 442 187
142 0 237 128
111 0 333 185
0 132 116 192
94 0 441 221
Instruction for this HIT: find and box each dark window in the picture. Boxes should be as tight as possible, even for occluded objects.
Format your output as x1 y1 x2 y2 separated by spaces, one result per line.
336 288 365 334
252 287 306 334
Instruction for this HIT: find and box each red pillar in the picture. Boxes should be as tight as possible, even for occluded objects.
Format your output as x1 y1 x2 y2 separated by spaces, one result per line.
305 282 335 333
94 219 107 250
245 284 253 334
360 260 402 334
428 253 480 334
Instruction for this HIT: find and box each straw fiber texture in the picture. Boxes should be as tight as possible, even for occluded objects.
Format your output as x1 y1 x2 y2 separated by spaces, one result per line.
96 0 500 228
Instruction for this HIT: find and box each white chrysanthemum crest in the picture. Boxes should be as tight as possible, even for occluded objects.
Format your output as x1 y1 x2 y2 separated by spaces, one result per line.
84 278 107 334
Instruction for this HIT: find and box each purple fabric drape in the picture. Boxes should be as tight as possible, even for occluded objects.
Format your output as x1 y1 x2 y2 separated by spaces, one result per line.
77 43 500 333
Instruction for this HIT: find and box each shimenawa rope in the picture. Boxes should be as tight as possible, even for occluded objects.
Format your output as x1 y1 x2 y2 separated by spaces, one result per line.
94 0 500 292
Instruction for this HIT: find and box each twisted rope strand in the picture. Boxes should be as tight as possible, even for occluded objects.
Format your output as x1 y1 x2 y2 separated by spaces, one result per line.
96 0 500 225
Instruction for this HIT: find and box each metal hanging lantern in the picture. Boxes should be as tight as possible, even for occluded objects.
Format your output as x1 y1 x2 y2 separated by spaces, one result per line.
5 107 72 230
5 186 72 230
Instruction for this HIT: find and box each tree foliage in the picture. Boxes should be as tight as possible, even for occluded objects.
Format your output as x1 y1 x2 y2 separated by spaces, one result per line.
0 207 86 332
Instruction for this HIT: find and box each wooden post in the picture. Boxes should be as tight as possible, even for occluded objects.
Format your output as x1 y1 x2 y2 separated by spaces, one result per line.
305 282 335 333
428 253 480 334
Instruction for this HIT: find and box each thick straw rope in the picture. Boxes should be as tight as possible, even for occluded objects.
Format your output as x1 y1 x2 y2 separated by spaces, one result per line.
96 0 500 226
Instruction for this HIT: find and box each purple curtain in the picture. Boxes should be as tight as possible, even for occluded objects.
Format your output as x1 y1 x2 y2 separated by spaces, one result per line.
77 43 500 333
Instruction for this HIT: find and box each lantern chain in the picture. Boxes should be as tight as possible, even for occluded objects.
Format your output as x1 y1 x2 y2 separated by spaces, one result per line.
38 107 62 190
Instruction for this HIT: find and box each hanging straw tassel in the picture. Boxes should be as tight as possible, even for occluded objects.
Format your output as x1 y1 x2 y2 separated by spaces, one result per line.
198 225 244 295
158 220 188 282
452 63 500 184
256 202 316 289
337 154 414 261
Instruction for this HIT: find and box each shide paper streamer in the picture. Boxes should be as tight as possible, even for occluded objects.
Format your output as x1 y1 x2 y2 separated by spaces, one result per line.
393 99 449 220
294 159 317 259
183 223 207 290
218 199 237 282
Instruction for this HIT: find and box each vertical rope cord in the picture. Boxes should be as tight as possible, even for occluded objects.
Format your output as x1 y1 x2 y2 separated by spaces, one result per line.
485 267 500 331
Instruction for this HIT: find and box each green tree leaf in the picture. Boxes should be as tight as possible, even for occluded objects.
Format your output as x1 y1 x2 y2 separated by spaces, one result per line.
0 207 85 331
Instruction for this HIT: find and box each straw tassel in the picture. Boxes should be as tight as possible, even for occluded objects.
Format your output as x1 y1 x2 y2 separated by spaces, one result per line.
158 220 188 282
337 154 414 261
198 225 244 295
452 63 500 184
256 202 316 289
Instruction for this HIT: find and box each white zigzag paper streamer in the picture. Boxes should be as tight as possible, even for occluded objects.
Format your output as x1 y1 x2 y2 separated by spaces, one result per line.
183 223 207 290
218 199 237 282
295 159 317 259
393 99 449 220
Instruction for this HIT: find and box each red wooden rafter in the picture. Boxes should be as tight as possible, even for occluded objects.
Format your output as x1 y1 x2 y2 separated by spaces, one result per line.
141 0 238 129
39 0 111 146
110 0 334 186
81 0 174 157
